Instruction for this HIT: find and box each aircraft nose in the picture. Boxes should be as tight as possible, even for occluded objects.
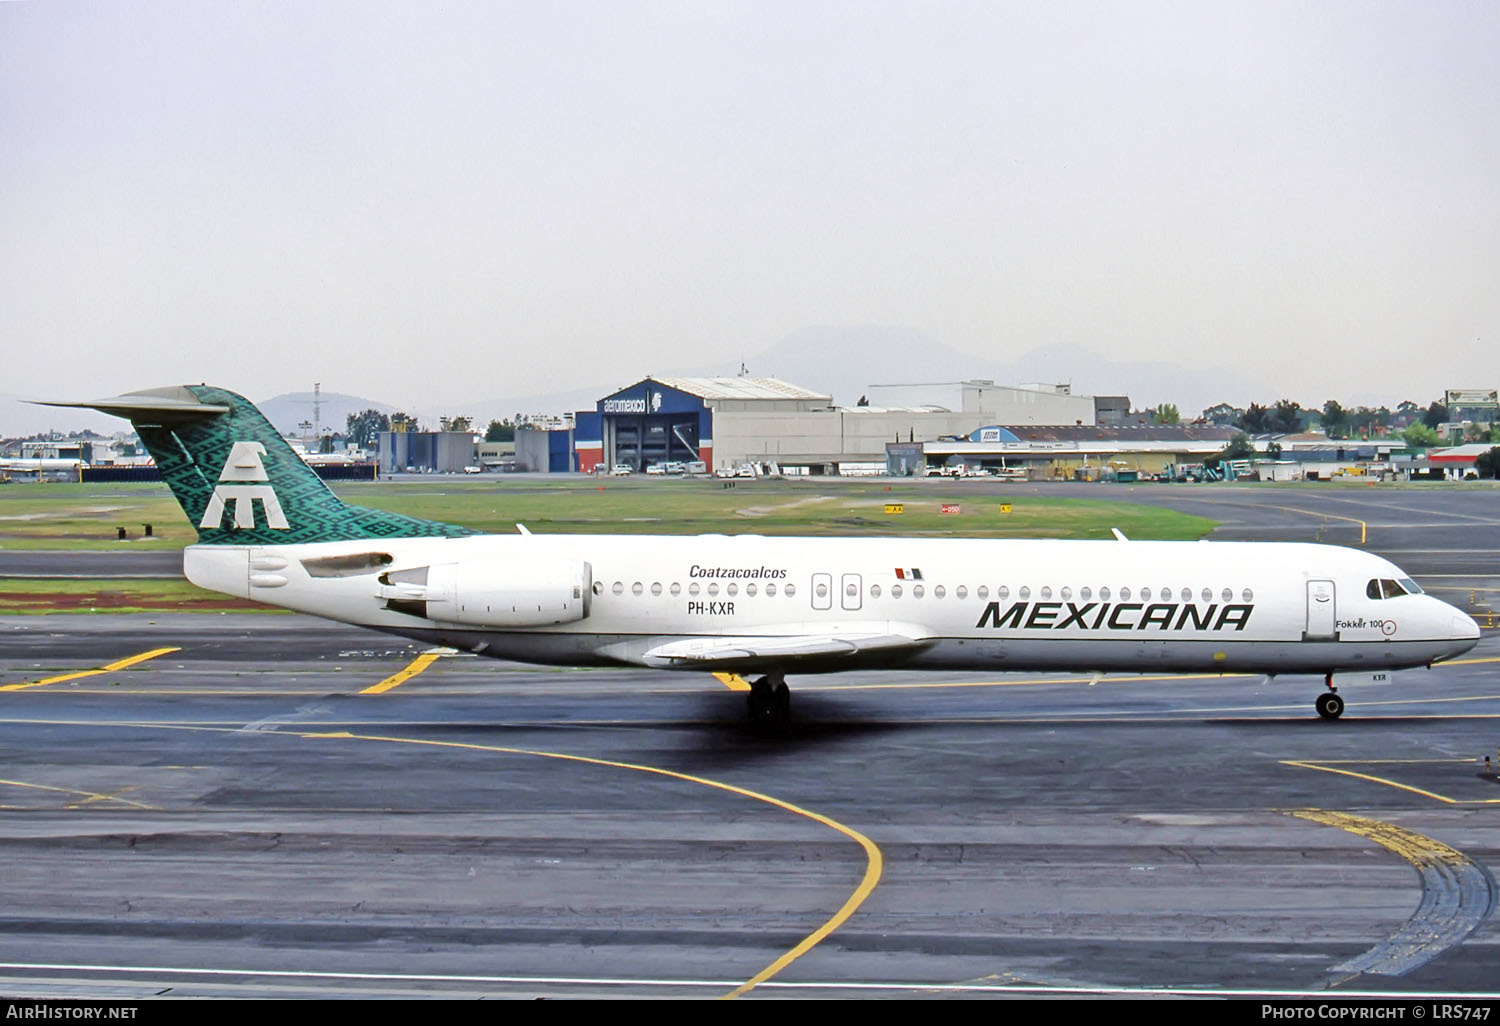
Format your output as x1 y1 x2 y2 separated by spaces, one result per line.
1452 612 1481 643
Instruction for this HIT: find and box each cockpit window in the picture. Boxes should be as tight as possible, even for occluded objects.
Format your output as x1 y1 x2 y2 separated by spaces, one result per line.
1368 578 1414 600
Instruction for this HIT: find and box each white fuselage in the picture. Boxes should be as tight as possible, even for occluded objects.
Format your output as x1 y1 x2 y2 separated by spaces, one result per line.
184 534 1481 677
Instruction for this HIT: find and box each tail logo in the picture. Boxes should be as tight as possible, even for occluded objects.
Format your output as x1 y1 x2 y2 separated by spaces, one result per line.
199 442 289 530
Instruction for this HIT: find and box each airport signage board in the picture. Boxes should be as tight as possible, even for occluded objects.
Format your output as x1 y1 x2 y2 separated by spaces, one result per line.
599 380 708 416
1446 389 1497 406
604 393 661 414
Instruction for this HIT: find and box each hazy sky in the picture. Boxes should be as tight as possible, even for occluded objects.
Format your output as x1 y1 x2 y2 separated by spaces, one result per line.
4 1 1498 416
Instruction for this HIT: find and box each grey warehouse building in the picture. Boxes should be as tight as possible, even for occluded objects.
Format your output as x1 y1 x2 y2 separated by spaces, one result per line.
574 376 1106 475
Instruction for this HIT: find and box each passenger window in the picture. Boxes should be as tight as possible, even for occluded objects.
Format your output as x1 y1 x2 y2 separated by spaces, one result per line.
1099 586 1110 600
1059 586 1071 600
708 582 719 596
593 581 603 595
1181 588 1192 602
870 583 881 598
1221 588 1233 602
650 582 662 596
746 582 757 596
1119 587 1131 600
632 582 643 596
1140 587 1151 601
766 583 777 596
612 581 624 596
785 583 796 597
891 584 902 598
1201 587 1212 602
934 585 945 599
1018 586 1030 599
815 582 828 598
670 582 681 596
689 582 700 596
1040 586 1052 600
998 585 1010 600
956 585 967 599
978 585 989 599
727 583 738 597
913 585 924 598
1242 588 1253 602
1080 586 1092 601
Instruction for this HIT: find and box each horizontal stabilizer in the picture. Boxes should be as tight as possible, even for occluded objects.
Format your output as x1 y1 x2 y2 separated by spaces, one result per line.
32 386 230 423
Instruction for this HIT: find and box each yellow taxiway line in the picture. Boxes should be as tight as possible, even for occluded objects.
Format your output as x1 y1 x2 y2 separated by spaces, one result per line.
0 777 155 810
360 648 453 695
1185 494 1369 544
300 729 883 999
712 672 753 693
1259 503 1368 545
1282 759 1500 805
0 647 180 692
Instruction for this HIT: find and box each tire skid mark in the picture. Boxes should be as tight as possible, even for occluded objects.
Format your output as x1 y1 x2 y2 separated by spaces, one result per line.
1287 809 1497 977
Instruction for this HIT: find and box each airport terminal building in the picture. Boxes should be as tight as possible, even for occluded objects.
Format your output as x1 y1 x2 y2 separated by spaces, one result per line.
892 423 1239 479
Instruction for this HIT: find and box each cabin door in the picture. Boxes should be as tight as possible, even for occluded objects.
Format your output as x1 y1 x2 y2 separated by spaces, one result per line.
1305 579 1337 640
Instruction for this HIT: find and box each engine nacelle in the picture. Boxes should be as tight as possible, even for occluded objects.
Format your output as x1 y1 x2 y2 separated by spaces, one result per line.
382 559 592 627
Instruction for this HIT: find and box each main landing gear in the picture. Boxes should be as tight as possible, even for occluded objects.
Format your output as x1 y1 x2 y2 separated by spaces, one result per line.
1315 674 1345 720
747 673 790 729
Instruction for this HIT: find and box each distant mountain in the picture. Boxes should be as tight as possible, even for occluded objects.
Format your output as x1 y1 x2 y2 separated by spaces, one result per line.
257 392 397 437
993 342 1275 416
703 328 1274 415
438 328 961 422
443 327 1279 422
688 324 969 405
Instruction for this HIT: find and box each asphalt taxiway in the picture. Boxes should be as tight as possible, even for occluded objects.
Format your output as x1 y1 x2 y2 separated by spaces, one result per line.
0 482 1497 999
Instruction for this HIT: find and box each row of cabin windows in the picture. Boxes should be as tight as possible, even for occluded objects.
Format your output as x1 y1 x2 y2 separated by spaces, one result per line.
1367 577 1423 600
862 583 1253 603
600 580 798 598
595 579 1255 604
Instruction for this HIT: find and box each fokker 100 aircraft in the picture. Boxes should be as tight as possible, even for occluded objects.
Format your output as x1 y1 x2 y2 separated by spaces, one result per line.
47 385 1481 726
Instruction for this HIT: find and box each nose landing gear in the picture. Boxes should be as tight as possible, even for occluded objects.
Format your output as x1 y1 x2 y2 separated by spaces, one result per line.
1316 674 1345 720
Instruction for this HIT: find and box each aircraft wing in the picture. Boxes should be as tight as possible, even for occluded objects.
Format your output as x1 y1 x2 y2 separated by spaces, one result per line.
640 630 929 670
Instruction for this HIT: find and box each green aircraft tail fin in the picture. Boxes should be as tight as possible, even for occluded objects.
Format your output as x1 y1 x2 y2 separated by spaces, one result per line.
43 385 475 545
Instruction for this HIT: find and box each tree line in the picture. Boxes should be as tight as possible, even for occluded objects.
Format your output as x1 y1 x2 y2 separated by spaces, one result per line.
1196 396 1500 444
338 410 516 448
